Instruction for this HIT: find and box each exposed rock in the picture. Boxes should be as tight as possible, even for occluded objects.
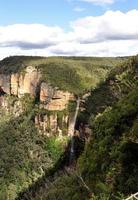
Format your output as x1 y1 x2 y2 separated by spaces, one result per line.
0 65 78 137
0 74 10 94
40 84 75 111
0 66 41 98
18 66 41 97
40 82 54 102
49 114 58 132
63 115 68 124
11 74 19 95
0 66 75 112
35 113 61 135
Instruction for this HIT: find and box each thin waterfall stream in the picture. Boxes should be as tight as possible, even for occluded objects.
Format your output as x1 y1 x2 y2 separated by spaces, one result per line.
68 97 81 165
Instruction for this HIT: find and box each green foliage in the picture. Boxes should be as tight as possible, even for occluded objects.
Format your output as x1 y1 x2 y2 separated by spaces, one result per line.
0 55 126 95
77 88 138 198
39 62 83 94
0 56 43 74
67 100 77 113
5 95 18 107
29 56 138 200
32 174 89 200
20 93 35 113
0 55 137 200
44 136 68 161
0 110 67 199
0 115 46 198
37 56 126 95
83 55 138 121
39 88 138 200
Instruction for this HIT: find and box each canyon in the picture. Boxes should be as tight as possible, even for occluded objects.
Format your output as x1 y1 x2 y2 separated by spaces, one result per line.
0 55 137 200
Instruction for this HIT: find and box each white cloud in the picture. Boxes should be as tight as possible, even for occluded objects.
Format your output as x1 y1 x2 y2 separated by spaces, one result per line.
80 0 115 5
0 24 64 49
0 10 138 60
70 10 138 43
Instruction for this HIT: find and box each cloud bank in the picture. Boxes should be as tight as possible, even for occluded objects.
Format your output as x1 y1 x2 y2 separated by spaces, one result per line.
0 10 138 59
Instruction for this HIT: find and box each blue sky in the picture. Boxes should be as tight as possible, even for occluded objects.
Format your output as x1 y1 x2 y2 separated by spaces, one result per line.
0 0 138 28
0 0 138 58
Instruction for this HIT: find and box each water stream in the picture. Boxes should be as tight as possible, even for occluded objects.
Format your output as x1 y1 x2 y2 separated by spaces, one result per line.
68 97 81 165
68 97 80 136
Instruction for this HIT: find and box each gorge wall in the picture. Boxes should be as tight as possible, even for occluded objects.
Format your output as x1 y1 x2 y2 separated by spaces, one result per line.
0 66 76 136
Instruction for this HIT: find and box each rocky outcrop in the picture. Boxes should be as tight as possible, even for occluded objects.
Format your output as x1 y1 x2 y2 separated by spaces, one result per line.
40 83 75 111
0 74 10 94
0 65 76 136
0 66 41 97
40 82 54 103
35 113 69 136
18 66 41 97
11 74 19 95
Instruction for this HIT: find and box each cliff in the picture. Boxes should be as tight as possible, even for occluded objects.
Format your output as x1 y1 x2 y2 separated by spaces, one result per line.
0 65 76 136
0 55 129 139
0 55 129 200
17 55 138 200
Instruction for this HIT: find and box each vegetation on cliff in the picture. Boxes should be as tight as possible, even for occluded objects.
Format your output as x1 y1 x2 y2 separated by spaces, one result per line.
22 55 138 200
0 55 137 200
0 96 67 200
0 56 126 94
36 89 138 200
79 55 138 122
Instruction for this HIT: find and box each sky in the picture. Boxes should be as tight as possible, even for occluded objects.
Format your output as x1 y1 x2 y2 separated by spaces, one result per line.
0 0 138 59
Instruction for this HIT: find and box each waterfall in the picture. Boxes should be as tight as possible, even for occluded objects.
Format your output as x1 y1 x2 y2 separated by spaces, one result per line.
68 97 80 137
68 97 80 166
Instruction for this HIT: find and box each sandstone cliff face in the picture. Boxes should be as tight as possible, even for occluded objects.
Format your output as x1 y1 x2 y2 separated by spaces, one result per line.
40 82 54 103
13 66 41 97
40 83 75 111
35 114 58 136
0 65 76 136
18 66 41 97
36 82 75 135
35 112 69 136
0 66 41 97
0 74 10 94
11 74 19 96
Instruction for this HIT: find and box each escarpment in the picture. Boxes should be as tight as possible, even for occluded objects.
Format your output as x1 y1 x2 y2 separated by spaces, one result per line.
0 55 127 138
0 66 41 97
1 56 136 200
0 65 76 136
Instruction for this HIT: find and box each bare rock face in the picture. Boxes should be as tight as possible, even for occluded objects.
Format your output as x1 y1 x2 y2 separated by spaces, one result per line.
40 82 54 102
11 74 19 95
49 114 58 132
37 83 76 135
0 66 41 98
35 113 64 136
0 74 10 94
0 66 75 111
46 90 75 111
18 66 41 97
40 82 75 111
0 65 77 136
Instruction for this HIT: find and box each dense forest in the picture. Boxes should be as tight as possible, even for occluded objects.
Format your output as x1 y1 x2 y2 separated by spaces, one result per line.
0 55 137 200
